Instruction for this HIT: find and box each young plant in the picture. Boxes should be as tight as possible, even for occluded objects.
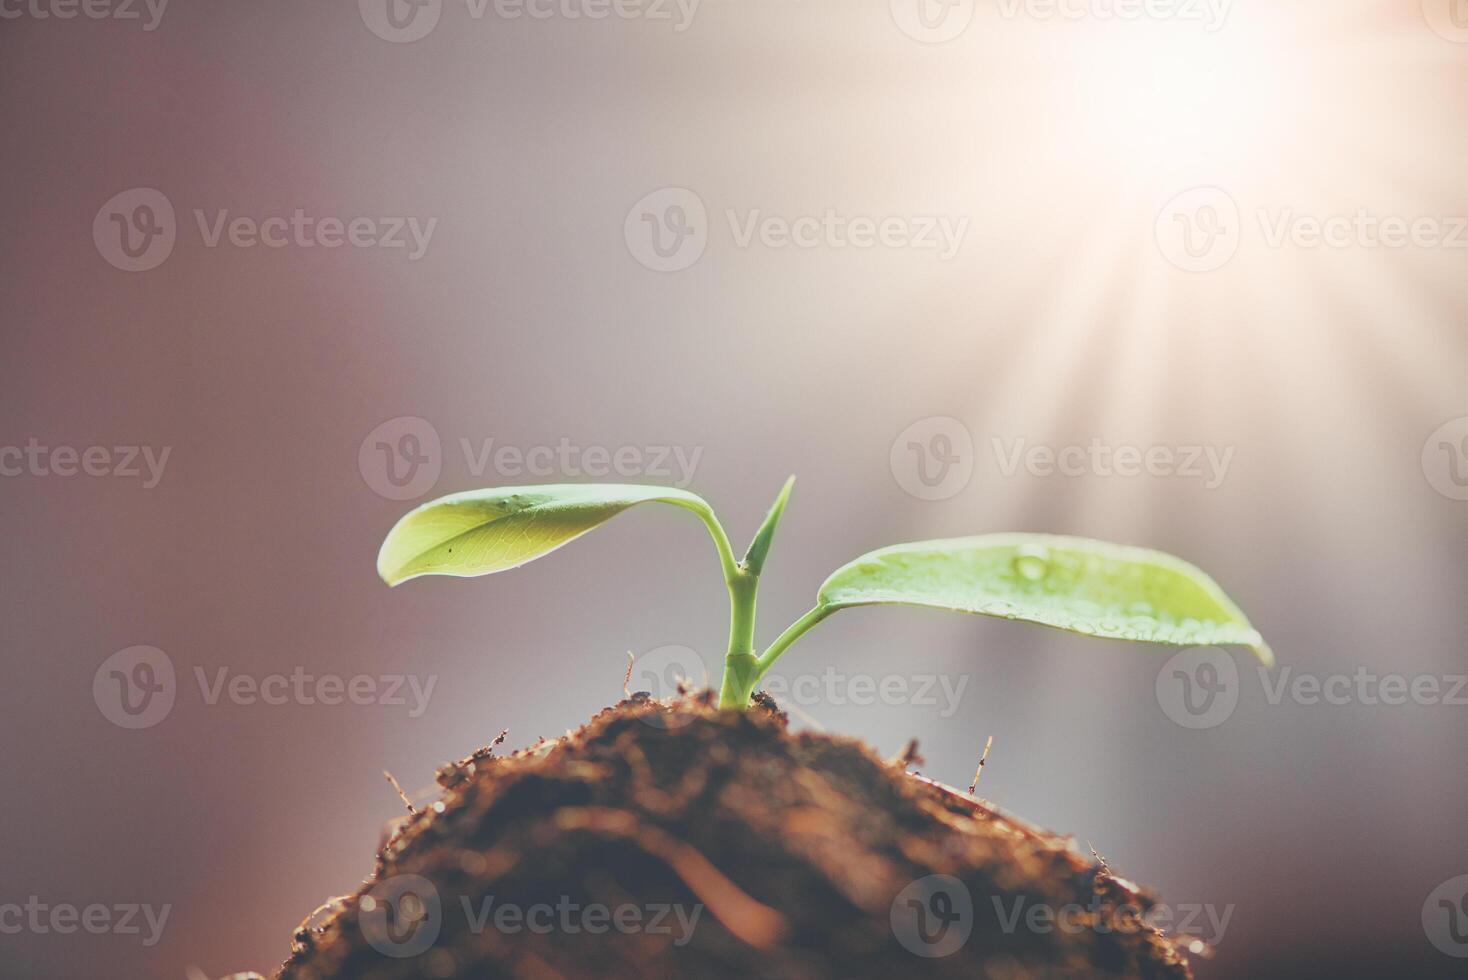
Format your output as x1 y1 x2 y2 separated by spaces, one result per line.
376 480 1272 710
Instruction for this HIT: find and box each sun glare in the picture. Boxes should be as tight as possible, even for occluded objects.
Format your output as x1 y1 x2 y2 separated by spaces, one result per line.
1062 20 1303 190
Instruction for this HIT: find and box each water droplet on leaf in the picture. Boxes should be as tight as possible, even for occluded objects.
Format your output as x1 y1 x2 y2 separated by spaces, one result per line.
1013 544 1051 582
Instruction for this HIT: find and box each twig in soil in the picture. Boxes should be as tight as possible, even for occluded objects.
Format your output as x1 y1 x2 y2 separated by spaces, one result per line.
296 896 352 936
554 807 788 949
967 735 994 795
890 737 925 770
384 770 415 813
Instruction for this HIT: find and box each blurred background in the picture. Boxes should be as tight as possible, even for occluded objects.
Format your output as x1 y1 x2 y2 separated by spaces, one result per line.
1 1 1465 977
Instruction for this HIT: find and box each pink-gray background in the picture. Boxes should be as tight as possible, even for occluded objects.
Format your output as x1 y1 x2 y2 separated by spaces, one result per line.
1 1 1465 977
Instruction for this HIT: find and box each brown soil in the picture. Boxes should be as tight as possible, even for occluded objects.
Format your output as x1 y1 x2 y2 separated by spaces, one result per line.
270 692 1193 980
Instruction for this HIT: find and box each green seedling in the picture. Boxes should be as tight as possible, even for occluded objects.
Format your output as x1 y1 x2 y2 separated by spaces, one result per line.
377 479 1272 710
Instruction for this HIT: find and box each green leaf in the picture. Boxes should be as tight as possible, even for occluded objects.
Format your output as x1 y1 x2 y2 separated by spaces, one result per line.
742 476 795 577
817 533 1272 665
377 484 713 586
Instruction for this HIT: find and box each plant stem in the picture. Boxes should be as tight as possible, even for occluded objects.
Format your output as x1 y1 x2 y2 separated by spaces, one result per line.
755 605 831 678
673 498 765 710
673 499 740 584
717 570 761 709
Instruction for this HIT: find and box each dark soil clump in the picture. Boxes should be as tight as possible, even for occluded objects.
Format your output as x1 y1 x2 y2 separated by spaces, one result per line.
273 693 1192 979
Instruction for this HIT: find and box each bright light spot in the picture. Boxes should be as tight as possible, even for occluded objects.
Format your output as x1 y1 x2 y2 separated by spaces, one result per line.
1062 22 1304 189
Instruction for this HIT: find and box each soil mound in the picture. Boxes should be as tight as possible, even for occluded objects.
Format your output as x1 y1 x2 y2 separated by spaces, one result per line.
273 693 1191 979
